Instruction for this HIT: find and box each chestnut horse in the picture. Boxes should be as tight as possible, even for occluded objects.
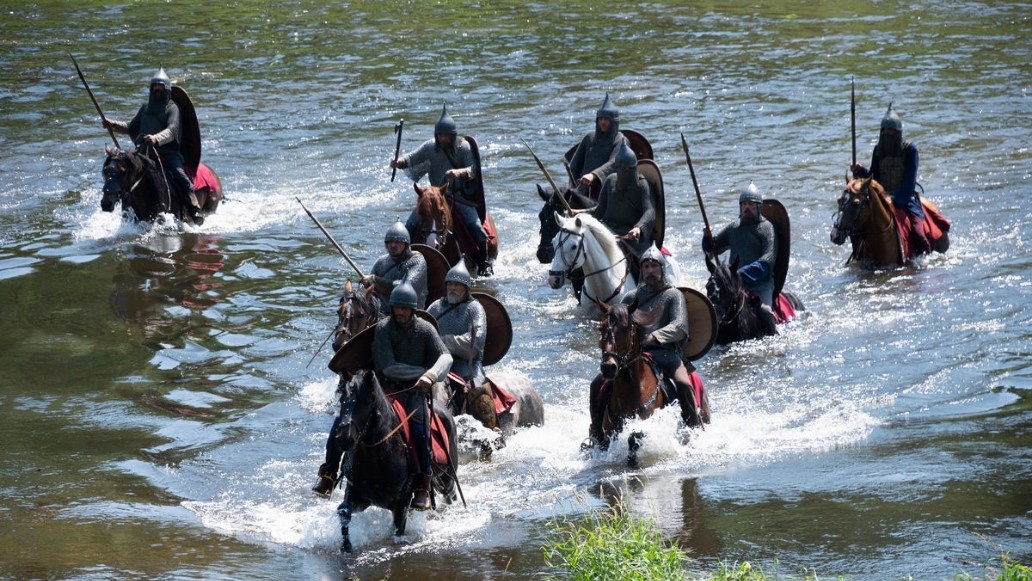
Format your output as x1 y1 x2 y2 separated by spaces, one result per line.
594 301 683 467
101 146 222 224
831 174 950 268
412 182 499 273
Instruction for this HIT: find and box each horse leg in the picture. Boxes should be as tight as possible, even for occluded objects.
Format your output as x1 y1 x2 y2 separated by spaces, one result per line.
336 496 355 553
392 503 409 537
627 431 645 469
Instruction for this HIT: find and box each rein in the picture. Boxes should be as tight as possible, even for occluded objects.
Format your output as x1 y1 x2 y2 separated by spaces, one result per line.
551 226 629 304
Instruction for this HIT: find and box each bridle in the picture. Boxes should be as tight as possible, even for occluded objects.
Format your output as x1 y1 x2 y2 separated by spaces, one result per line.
599 311 661 416
549 226 628 304
708 270 745 328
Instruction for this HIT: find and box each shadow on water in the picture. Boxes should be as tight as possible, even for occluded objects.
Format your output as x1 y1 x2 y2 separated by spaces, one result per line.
109 231 226 350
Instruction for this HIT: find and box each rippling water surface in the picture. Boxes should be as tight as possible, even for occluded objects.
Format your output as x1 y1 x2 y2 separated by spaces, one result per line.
1 1 1030 579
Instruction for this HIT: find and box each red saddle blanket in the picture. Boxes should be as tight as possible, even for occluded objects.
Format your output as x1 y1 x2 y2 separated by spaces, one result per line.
893 198 951 258
387 395 451 466
447 372 518 415
598 364 704 412
772 293 797 324
186 163 219 193
451 206 497 255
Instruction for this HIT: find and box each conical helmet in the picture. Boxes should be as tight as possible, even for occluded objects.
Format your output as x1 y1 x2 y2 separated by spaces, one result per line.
880 103 902 131
640 244 667 270
738 182 763 205
444 260 473 290
389 281 418 309
150 67 171 91
384 220 410 245
435 105 457 136
595 92 620 122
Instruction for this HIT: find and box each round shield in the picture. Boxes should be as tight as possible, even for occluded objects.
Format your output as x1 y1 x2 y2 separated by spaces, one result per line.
411 243 449 306
328 310 438 375
761 198 791 299
463 135 487 224
472 291 512 366
170 86 201 171
637 159 665 251
680 287 717 361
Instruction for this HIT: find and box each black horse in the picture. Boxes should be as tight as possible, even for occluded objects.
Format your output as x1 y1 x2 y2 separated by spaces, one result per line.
705 254 805 345
101 146 222 224
535 184 596 263
335 369 459 553
331 280 384 352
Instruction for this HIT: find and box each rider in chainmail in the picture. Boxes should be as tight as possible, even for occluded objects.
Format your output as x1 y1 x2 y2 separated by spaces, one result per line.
568 92 629 195
585 246 706 447
362 221 428 314
372 281 452 511
391 106 492 275
703 183 777 308
850 104 931 255
103 67 203 225
427 262 497 429
577 141 655 282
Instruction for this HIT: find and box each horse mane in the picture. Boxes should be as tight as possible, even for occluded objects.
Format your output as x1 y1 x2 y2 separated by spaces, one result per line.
350 369 396 438
574 214 623 261
416 183 452 231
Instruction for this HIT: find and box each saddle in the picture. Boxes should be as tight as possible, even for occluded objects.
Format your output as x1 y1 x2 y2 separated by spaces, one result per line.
386 395 451 467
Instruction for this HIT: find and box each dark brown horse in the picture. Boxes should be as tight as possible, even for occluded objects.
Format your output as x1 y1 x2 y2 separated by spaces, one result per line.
412 182 498 272
595 301 680 467
101 146 222 224
331 280 384 352
335 369 459 553
704 254 805 345
831 174 950 268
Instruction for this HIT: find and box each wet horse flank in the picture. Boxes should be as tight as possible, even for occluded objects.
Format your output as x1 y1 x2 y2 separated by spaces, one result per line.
595 301 679 467
102 146 222 224
335 370 458 553
412 182 498 270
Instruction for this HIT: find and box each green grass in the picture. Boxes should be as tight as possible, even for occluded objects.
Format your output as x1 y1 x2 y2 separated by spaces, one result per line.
542 502 1028 581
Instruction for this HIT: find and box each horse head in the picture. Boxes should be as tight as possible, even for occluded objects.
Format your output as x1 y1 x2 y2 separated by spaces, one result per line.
337 369 388 449
597 300 640 380
101 146 140 212
832 174 878 245
705 254 742 324
332 280 383 352
414 182 452 247
547 212 586 289
536 185 595 263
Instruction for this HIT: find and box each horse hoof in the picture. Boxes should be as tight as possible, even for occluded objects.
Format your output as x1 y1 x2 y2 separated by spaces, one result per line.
340 539 353 553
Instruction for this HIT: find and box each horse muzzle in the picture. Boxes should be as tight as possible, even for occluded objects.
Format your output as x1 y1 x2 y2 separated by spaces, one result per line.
830 226 847 245
537 244 555 264
547 271 565 289
600 359 618 380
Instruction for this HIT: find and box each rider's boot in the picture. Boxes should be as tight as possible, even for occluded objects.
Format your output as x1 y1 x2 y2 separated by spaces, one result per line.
759 303 778 335
910 215 931 255
311 463 338 498
410 473 433 510
475 245 493 277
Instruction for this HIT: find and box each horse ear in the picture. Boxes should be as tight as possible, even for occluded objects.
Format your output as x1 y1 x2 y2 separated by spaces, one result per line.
536 184 549 202
730 255 740 272
574 216 582 228
553 211 564 226
595 298 610 313
345 279 352 293
705 254 716 274
439 181 450 195
627 298 638 316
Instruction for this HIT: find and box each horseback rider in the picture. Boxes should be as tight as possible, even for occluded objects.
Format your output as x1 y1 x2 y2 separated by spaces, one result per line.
568 92 630 197
573 141 655 283
361 221 429 314
850 104 932 255
372 281 453 510
390 106 493 276
586 245 707 447
703 183 778 324
426 261 498 431
102 67 204 225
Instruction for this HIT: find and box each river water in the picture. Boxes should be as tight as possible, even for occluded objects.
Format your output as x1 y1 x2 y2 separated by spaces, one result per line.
1 2 1029 579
